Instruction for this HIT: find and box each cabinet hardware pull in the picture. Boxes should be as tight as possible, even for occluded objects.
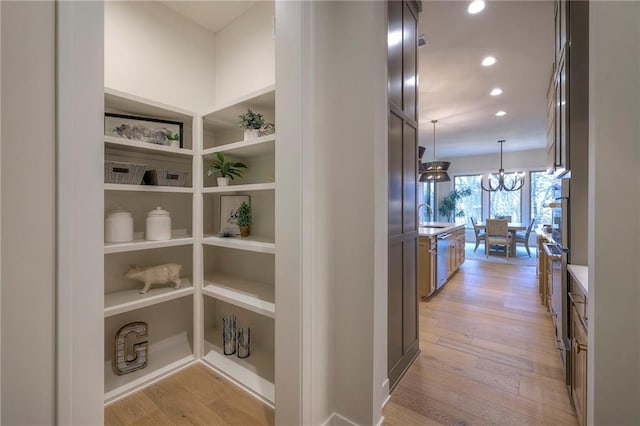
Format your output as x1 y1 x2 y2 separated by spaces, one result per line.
575 340 587 353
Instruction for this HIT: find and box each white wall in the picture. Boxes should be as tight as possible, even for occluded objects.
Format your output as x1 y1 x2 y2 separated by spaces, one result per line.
57 2 105 424
588 2 640 424
1 2 56 423
105 1 216 112
214 2 275 106
276 2 388 425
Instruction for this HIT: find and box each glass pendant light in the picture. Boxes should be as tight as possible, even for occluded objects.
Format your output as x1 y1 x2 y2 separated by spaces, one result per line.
420 120 451 182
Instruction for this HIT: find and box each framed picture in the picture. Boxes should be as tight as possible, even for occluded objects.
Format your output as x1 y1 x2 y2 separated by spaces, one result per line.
105 113 184 148
219 195 250 236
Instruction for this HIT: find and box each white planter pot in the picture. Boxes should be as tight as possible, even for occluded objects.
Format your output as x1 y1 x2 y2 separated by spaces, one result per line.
217 177 230 187
243 129 260 140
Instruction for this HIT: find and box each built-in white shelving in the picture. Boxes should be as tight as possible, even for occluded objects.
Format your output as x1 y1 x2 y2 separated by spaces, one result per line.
202 183 275 194
103 87 198 407
105 279 194 317
104 237 194 254
104 331 195 404
203 274 274 318
202 135 275 158
105 135 193 157
104 183 193 193
202 235 275 254
203 328 275 405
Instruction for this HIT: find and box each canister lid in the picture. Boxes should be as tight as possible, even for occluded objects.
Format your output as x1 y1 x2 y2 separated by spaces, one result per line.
106 208 132 218
147 206 170 217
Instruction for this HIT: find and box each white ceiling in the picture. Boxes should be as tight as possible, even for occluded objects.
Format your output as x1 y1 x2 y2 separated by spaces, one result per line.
418 1 554 159
160 0 256 33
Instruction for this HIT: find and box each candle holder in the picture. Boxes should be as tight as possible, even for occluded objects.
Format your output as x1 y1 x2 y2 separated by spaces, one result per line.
222 315 236 355
237 327 250 359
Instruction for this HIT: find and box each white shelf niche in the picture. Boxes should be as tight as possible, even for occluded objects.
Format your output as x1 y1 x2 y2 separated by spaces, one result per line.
201 183 275 194
104 331 195 404
105 87 196 152
203 328 274 405
104 236 193 254
202 135 275 159
105 135 193 157
202 235 275 254
105 183 193 193
202 86 275 148
203 274 274 318
105 279 194 317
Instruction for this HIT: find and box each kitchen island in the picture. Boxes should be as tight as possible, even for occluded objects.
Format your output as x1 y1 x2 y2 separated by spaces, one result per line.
418 222 466 298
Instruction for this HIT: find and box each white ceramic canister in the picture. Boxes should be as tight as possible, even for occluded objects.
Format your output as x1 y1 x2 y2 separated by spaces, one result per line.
105 208 134 243
146 207 172 241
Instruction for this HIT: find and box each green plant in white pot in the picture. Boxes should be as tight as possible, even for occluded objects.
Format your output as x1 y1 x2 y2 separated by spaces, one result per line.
207 152 247 187
236 201 252 237
238 109 265 140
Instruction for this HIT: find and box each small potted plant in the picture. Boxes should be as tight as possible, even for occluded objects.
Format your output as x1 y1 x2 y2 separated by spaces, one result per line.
164 131 180 148
238 109 265 140
207 152 247 187
236 201 252 238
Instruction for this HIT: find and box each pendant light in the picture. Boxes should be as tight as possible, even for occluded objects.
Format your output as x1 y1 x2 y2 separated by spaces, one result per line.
481 139 525 192
420 119 451 182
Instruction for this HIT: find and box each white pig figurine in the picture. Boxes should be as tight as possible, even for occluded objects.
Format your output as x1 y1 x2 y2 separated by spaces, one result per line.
125 263 182 294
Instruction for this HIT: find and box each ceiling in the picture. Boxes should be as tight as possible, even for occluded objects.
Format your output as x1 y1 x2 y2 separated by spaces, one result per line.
418 1 554 158
161 0 256 33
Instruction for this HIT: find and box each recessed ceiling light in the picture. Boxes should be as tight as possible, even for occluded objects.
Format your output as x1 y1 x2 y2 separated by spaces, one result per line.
482 56 497 66
468 0 485 14
496 111 507 117
490 88 503 96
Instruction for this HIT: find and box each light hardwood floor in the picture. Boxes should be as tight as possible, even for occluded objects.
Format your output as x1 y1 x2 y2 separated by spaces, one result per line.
105 363 274 425
107 259 576 426
383 259 578 425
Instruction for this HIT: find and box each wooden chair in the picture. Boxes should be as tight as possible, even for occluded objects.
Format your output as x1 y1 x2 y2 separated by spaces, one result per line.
470 217 486 253
514 218 536 257
486 219 511 259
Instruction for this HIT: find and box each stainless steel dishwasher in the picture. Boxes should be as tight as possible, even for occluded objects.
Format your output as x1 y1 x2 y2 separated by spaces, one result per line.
436 232 451 290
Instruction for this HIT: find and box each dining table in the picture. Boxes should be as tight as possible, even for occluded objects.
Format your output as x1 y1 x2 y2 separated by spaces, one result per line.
475 221 528 254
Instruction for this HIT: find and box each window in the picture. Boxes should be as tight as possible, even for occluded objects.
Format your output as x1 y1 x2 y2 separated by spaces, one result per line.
489 173 522 222
453 175 482 228
420 181 436 223
530 170 555 227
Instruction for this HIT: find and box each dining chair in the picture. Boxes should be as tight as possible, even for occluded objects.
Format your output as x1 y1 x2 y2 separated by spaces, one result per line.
514 218 536 257
485 219 511 259
470 217 486 253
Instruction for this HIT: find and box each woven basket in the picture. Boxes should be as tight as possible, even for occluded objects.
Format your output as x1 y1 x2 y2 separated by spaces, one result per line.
143 169 189 187
104 161 148 185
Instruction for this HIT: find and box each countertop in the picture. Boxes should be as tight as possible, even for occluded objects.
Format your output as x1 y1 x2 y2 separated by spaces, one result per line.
568 264 588 294
418 222 465 237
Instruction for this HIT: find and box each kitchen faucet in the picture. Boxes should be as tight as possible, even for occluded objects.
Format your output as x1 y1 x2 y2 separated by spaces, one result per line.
418 203 434 222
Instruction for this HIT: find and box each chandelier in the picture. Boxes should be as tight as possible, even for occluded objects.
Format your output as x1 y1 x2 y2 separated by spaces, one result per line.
420 120 450 182
481 139 525 192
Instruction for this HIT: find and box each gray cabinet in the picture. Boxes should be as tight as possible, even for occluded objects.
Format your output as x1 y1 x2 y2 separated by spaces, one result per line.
387 0 421 390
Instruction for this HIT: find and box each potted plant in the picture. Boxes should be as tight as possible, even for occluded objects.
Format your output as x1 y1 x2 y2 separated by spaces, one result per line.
164 131 180 148
236 201 252 237
438 187 472 222
207 152 247 187
238 109 265 140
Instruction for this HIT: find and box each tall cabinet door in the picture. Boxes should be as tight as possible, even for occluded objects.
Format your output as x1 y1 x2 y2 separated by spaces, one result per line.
388 0 420 390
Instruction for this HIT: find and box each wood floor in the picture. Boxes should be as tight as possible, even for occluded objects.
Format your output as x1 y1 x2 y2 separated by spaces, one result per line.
383 259 578 426
105 363 274 425
107 259 576 426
